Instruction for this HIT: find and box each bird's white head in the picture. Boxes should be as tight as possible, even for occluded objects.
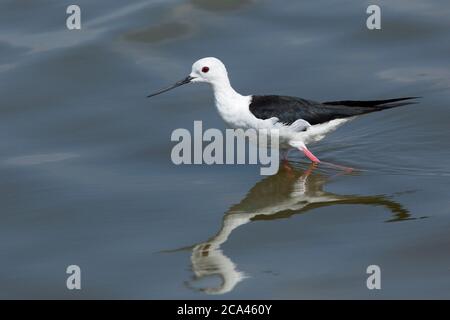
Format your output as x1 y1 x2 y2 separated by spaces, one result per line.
189 57 229 85
147 57 231 98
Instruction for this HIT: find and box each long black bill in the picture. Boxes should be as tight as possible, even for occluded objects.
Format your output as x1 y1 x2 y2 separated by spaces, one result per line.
147 76 194 98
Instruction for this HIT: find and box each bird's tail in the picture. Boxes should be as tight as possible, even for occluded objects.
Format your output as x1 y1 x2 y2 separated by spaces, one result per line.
323 97 420 109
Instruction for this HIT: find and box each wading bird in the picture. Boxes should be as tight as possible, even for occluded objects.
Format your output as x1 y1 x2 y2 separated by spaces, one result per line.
148 57 417 166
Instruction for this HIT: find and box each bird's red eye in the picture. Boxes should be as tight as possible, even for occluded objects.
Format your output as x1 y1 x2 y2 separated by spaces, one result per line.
202 66 209 73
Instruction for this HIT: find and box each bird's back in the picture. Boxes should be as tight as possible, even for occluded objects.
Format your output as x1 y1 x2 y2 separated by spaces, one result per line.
249 95 418 126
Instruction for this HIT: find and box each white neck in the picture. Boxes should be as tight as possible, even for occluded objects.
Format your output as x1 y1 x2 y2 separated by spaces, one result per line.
210 78 252 129
211 77 241 101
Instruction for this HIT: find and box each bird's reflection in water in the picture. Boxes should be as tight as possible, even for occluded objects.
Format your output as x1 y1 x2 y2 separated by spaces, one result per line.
170 163 412 295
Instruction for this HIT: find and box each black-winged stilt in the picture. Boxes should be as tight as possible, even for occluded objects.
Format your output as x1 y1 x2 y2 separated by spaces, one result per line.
148 57 417 165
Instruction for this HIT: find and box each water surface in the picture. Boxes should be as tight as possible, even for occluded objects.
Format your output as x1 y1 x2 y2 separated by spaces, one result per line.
0 0 449 298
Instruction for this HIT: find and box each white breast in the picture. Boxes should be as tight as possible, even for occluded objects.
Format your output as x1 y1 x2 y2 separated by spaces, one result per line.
212 85 271 130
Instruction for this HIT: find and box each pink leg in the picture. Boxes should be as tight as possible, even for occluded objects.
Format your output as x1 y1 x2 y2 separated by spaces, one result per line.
299 146 355 172
300 146 320 163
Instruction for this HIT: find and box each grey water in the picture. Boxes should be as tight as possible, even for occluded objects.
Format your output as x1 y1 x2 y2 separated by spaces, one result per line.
0 0 449 299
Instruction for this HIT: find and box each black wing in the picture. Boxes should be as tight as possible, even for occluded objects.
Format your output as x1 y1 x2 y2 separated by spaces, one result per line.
249 95 418 126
